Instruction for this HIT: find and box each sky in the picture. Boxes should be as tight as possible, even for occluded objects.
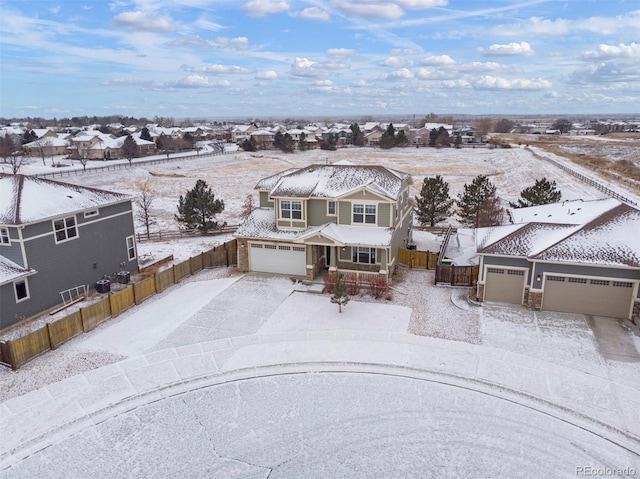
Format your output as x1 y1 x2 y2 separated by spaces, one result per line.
0 0 639 120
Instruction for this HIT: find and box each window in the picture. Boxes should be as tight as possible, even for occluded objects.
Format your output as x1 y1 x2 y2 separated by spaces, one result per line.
14 279 29 302
53 216 77 243
327 201 336 215
84 209 99 218
353 204 376 224
126 236 136 261
281 200 302 220
0 227 9 245
352 247 376 264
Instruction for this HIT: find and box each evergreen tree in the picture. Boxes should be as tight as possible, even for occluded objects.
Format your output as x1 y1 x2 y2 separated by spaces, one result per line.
140 127 153 142
386 123 396 139
121 135 139 164
273 131 283 150
457 175 503 228
395 129 409 147
435 127 451 148
280 132 295 153
415 176 454 227
175 179 225 233
510 178 562 208
298 131 308 151
330 273 350 313
242 136 257 151
379 131 395 149
428 128 438 147
349 123 364 146
321 133 337 150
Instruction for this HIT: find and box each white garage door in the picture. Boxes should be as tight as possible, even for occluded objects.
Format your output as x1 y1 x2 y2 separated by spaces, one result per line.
484 267 526 304
543 275 634 319
249 243 307 276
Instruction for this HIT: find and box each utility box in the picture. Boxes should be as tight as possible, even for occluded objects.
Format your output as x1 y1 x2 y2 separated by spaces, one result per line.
117 271 131 284
96 279 111 294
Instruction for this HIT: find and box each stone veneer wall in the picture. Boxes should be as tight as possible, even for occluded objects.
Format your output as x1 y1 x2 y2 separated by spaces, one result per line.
524 288 543 311
237 238 249 272
476 283 485 302
633 301 640 324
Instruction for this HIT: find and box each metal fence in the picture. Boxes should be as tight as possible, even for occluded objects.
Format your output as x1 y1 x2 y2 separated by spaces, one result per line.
30 148 236 180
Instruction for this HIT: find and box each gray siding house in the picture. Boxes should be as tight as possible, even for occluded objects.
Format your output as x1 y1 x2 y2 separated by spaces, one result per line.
0 174 138 330
475 198 640 320
235 164 414 281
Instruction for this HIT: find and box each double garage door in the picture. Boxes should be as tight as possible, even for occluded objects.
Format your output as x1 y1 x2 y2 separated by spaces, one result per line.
249 243 307 276
542 275 634 319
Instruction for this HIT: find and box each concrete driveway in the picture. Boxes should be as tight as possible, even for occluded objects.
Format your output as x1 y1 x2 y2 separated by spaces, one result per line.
587 315 640 362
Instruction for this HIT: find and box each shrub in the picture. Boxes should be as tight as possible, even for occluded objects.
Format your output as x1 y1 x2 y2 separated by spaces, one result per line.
367 275 389 299
342 272 361 295
323 271 337 294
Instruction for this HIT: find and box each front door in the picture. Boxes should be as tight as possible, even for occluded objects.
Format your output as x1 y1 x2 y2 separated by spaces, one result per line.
325 246 331 268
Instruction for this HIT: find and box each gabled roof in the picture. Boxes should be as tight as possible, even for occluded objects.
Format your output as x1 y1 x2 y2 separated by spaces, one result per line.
256 164 410 200
508 198 621 225
0 174 131 225
479 200 640 268
0 256 36 286
531 203 640 267
234 207 305 241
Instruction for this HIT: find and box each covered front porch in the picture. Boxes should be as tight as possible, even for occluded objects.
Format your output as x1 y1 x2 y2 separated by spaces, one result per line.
295 226 393 282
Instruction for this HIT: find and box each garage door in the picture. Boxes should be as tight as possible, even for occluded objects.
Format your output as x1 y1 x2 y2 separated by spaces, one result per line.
249 243 307 276
542 275 634 319
484 267 526 304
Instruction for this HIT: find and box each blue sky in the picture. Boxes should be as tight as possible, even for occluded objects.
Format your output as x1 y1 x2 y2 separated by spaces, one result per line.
1 0 638 119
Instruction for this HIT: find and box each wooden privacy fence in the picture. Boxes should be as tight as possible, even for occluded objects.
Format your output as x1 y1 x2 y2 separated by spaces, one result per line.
0 239 238 369
398 248 439 269
435 264 479 286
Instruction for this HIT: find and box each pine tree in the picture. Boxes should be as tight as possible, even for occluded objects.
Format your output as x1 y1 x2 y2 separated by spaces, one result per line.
140 127 153 142
175 179 225 232
395 129 409 147
121 135 139 164
298 131 308 151
457 175 503 228
280 132 295 153
379 131 395 149
415 176 454 227
331 273 350 313
510 178 562 208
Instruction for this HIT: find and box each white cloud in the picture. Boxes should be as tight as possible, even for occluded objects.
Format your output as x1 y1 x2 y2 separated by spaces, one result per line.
380 56 413 68
290 7 330 21
291 57 325 77
441 79 471 89
580 42 640 60
256 70 278 80
173 75 231 88
182 64 251 74
165 35 211 49
457 61 504 73
353 79 374 87
415 68 456 80
473 76 551 90
333 2 405 19
214 37 250 50
479 41 533 57
193 19 224 32
242 0 289 17
327 48 356 57
421 55 455 65
381 68 414 80
111 10 175 33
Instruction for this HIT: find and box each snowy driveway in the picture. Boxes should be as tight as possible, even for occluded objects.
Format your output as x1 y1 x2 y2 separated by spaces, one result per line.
2 273 640 476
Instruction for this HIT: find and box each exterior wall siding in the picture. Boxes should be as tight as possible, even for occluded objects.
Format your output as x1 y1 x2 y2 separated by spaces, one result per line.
378 203 390 227
338 202 351 225
258 191 273 208
536 262 640 297
0 229 24 266
307 199 334 226
481 256 532 282
2 202 138 328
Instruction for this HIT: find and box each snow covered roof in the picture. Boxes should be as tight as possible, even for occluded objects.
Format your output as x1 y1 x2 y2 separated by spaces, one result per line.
0 174 131 225
234 208 306 241
0 256 36 286
256 164 410 200
479 201 640 268
235 208 394 247
508 198 621 225
295 223 393 247
531 203 640 267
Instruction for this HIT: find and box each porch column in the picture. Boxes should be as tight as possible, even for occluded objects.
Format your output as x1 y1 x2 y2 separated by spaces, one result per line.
329 246 337 271
379 248 388 275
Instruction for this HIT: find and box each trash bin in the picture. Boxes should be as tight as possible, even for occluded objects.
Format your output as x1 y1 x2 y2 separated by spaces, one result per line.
407 243 417 250
117 271 131 284
96 279 111 293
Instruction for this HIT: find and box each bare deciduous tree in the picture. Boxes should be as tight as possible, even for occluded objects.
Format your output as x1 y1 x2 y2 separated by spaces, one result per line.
135 181 157 239
240 194 256 220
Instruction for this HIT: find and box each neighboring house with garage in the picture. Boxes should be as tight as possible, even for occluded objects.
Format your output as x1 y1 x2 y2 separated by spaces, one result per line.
475 198 640 320
0 174 138 330
235 164 414 281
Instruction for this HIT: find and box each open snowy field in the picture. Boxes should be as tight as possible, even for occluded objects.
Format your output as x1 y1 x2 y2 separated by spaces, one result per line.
11 143 640 235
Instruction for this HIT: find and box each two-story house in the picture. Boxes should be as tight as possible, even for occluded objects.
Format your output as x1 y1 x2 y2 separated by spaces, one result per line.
0 174 139 330
235 164 414 281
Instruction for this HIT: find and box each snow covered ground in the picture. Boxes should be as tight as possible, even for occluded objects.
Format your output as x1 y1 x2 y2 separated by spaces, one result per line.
1 144 640 475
